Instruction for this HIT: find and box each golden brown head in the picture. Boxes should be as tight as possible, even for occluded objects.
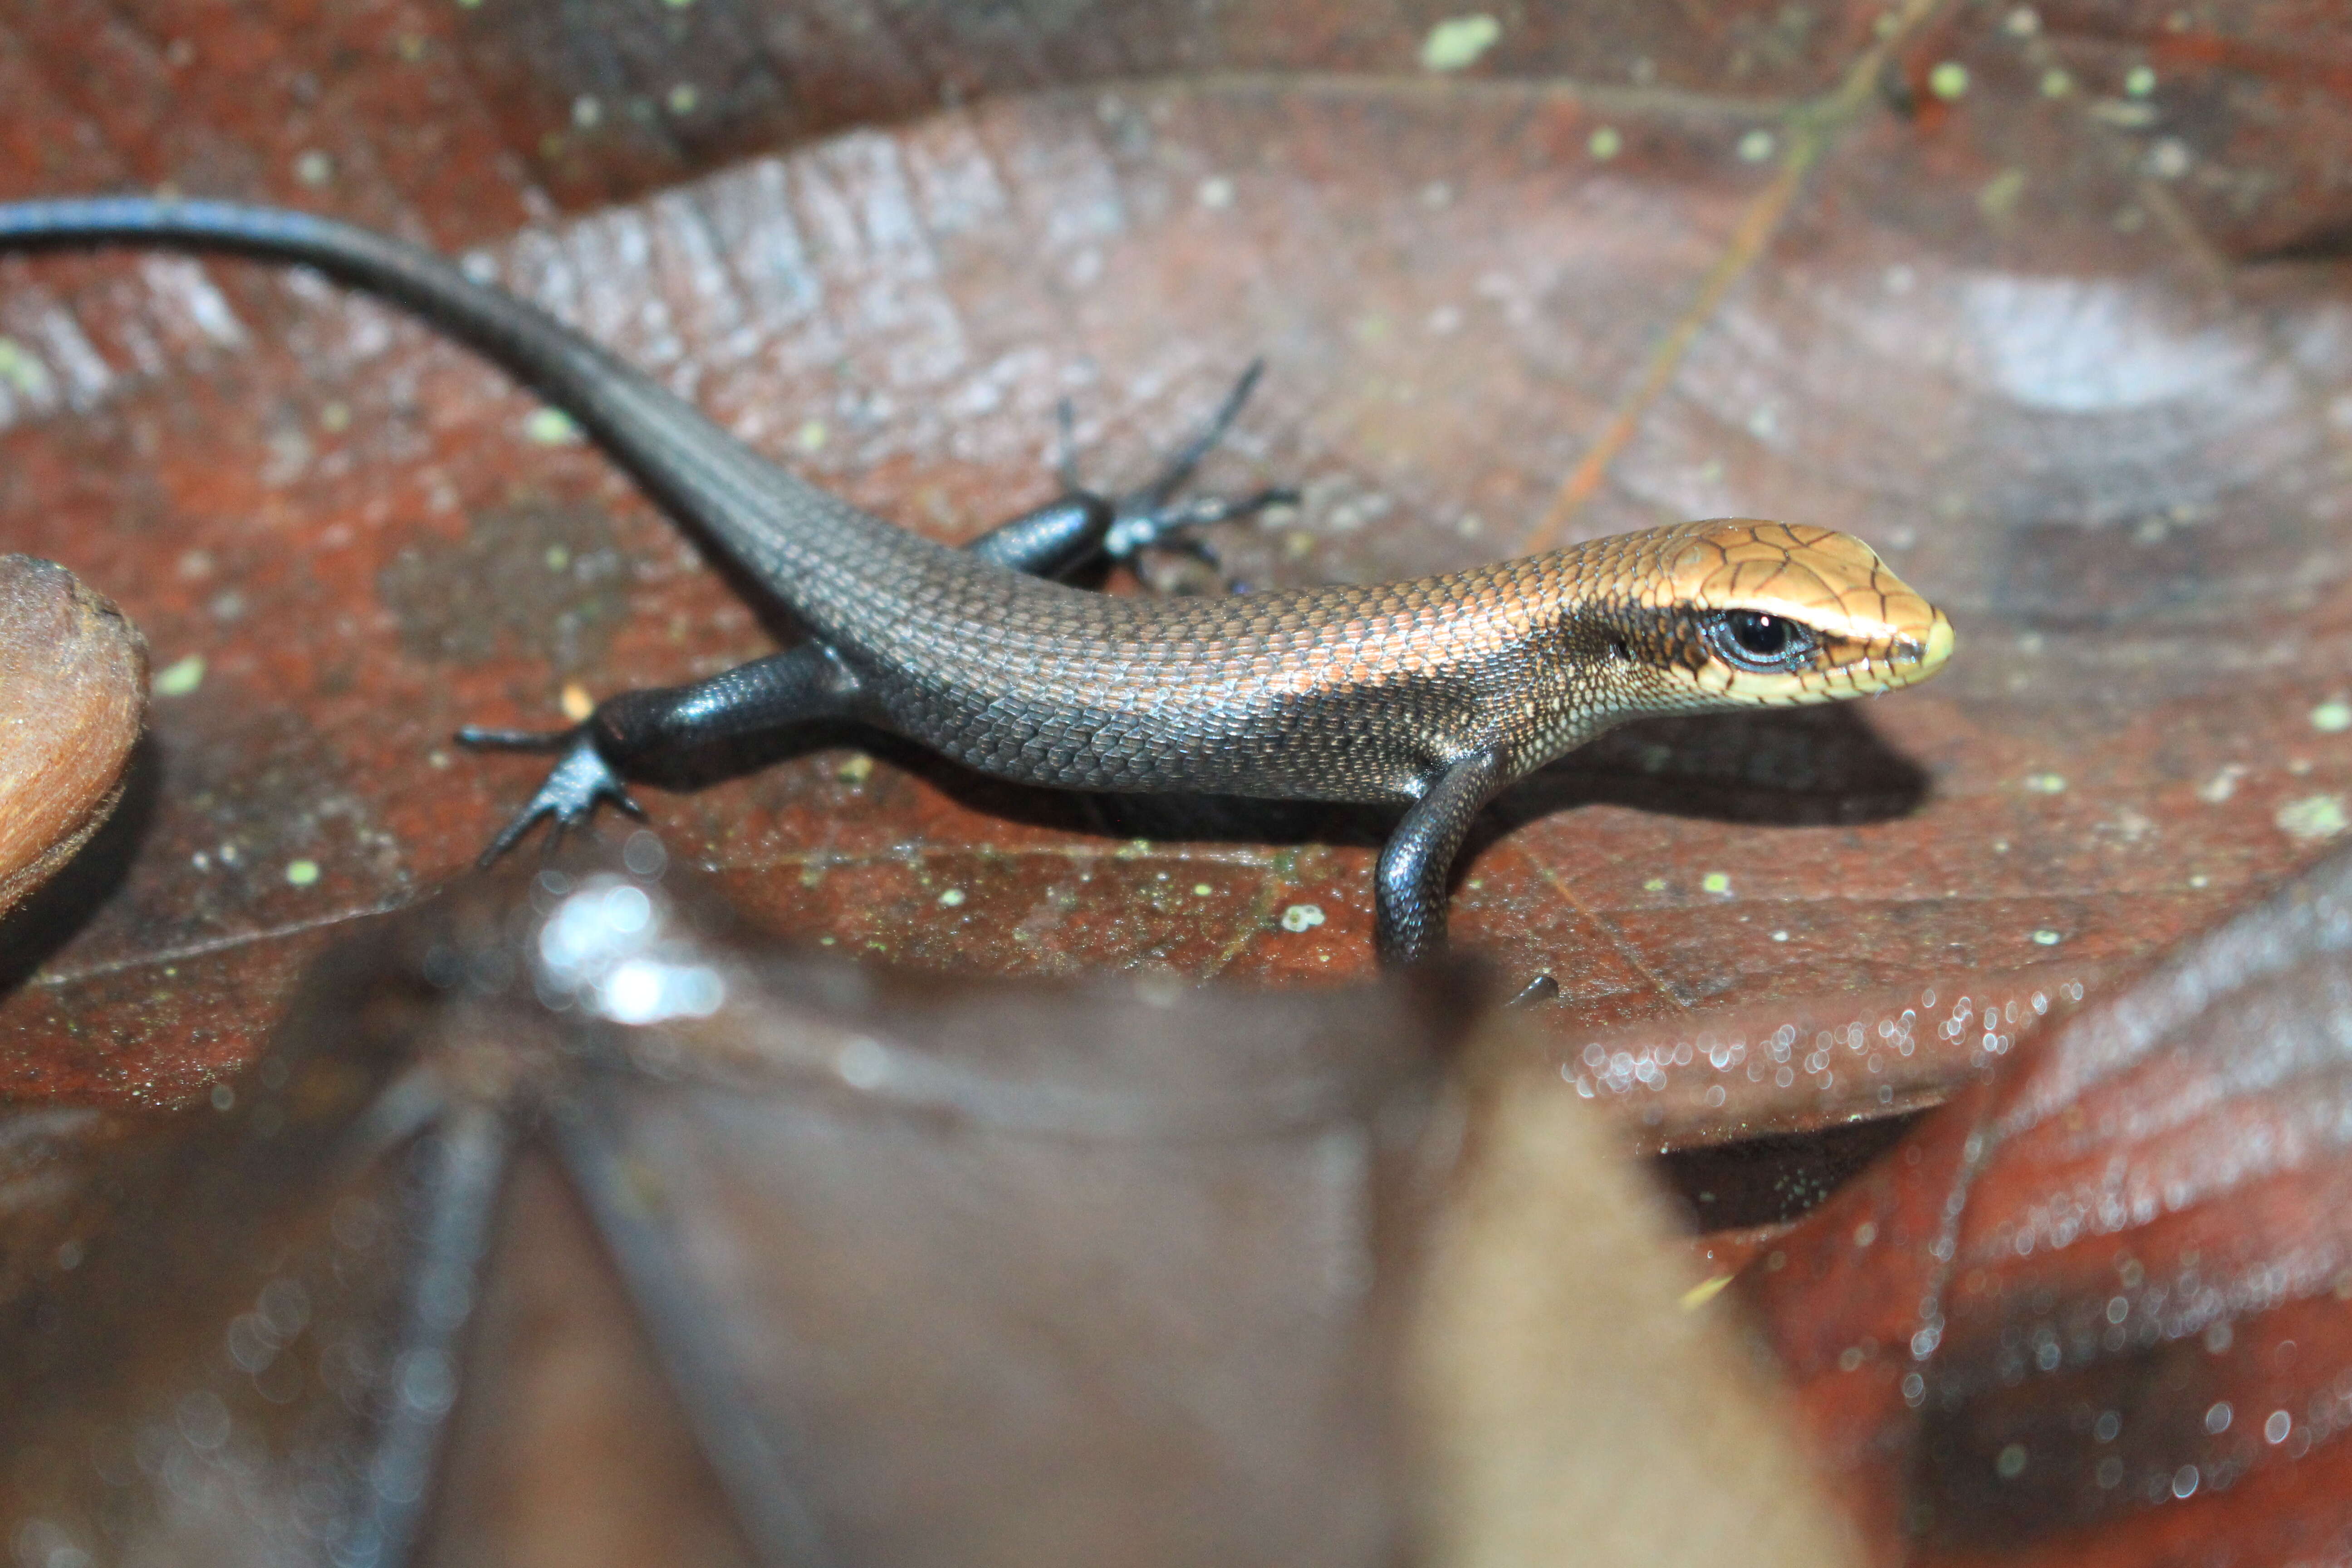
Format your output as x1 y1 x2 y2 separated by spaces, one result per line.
1617 519 1954 706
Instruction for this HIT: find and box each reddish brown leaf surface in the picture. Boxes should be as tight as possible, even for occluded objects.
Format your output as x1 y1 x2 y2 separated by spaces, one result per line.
1736 841 2352 1564
0 1 2347 1139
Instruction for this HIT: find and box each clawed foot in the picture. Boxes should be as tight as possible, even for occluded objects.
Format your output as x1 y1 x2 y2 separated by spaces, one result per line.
1060 361 1298 590
455 725 646 866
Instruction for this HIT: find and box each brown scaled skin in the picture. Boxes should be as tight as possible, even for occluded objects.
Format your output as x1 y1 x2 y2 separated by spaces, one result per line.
0 199 1953 974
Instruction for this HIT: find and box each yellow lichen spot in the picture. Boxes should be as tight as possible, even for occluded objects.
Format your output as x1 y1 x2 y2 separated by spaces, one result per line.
2277 795 2349 841
1701 872 1731 895
1929 61 1969 100
1978 168 2027 220
153 654 207 698
1588 125 1622 160
1737 129 1776 163
1420 14 1501 72
524 408 581 445
2309 698 2351 733
836 753 875 784
559 682 594 722
285 859 321 887
938 888 965 908
0 337 54 400
2024 772 2067 794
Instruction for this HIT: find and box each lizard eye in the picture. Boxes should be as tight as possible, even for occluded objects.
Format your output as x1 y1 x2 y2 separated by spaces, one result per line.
1706 609 1818 674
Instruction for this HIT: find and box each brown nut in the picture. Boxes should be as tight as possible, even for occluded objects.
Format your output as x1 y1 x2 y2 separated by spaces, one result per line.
0 555 147 919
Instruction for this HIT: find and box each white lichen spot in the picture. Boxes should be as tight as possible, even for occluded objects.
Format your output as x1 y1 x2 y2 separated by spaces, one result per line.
2032 928 2062 946
835 1037 887 1090
153 654 206 697
1420 14 1501 72
2124 64 2157 97
937 888 965 908
2004 6 2040 35
2277 795 2349 841
1280 903 1327 933
666 83 700 115
2311 699 2352 733
795 418 828 453
2198 764 2248 804
2146 138 2191 179
294 150 334 187
1196 175 1235 209
1737 129 1776 163
2024 772 2067 794
2040 67 2073 97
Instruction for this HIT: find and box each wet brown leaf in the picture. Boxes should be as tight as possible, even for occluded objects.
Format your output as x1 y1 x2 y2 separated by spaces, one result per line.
3 836 1876 1568
0 7 2346 1137
0 839 1459 1565
1740 840 2352 1565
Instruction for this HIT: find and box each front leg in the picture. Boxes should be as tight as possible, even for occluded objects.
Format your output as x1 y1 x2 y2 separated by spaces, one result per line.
1375 748 1558 1002
1375 748 1509 968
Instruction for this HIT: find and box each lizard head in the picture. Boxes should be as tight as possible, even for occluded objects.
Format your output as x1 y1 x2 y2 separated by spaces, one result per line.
1602 519 1954 708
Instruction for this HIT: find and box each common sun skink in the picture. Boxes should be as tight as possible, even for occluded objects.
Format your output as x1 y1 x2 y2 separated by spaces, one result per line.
0 198 1954 973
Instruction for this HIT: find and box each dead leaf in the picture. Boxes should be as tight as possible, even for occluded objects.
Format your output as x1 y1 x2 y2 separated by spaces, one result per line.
0 9 2345 1141
1745 839 2352 1564
0 838 1457 1566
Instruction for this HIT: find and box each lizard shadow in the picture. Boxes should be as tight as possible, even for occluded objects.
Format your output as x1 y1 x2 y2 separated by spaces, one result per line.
656 702 1930 859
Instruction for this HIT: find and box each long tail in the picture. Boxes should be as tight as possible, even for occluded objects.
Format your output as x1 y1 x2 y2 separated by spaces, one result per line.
0 196 902 599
